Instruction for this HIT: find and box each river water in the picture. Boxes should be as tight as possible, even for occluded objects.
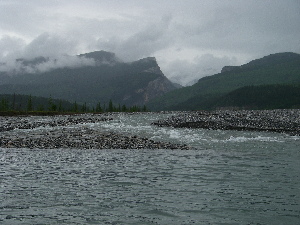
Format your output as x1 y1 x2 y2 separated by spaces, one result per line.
1 113 300 224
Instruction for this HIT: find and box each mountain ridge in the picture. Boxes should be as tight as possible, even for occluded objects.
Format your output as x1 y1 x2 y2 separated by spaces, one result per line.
0 51 179 107
148 52 300 110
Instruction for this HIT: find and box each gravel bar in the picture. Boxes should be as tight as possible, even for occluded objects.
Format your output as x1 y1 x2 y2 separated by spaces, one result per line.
152 109 300 136
0 113 191 150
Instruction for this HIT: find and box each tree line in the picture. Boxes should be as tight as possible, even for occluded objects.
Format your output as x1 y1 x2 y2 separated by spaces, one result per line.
0 94 148 113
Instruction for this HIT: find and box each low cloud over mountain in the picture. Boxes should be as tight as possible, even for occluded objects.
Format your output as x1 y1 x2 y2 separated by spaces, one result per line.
1 1 299 85
0 54 96 74
0 51 179 107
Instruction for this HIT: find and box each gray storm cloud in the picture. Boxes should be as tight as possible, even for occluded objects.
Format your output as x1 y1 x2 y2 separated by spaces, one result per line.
26 55 96 73
0 55 96 74
0 0 299 85
23 33 80 59
0 33 96 74
96 15 173 62
0 35 25 58
162 54 238 86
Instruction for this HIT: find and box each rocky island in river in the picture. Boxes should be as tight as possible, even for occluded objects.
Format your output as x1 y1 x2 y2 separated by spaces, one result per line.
1 109 300 150
152 109 300 136
0 113 191 150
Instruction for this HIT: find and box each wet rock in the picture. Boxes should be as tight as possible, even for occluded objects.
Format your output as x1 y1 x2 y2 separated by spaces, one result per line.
0 113 113 132
152 109 300 136
0 113 191 150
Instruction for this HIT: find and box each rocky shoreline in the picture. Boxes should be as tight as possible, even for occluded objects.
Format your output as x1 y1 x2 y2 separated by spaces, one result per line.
1 110 299 150
0 113 191 150
152 109 300 136
0 114 113 132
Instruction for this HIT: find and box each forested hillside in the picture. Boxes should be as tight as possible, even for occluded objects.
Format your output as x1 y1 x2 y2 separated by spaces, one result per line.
172 84 300 110
148 52 300 110
0 94 147 113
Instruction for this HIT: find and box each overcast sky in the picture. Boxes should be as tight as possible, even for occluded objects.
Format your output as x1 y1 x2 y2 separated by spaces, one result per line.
0 0 299 85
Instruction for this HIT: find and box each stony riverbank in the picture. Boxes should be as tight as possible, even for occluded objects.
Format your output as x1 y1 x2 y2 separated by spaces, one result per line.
0 113 113 132
152 109 300 136
0 113 191 150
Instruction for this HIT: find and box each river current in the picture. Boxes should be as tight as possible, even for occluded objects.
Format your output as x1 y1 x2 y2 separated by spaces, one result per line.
1 113 300 224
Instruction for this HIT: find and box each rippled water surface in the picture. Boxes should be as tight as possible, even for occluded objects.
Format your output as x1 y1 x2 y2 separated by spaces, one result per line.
1 113 300 224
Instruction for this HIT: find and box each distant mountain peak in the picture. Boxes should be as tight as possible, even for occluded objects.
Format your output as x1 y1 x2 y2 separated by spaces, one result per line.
148 51 300 111
16 56 49 66
133 57 166 77
243 52 300 68
138 57 156 62
78 51 119 63
132 56 158 65
0 50 180 107
221 52 300 73
221 66 239 73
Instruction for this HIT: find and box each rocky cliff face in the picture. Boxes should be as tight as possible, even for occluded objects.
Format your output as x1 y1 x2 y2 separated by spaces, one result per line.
120 57 179 105
141 58 178 101
143 76 177 103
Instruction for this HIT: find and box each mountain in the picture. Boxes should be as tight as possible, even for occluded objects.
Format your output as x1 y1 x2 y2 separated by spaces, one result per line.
78 50 119 64
214 84 300 109
0 51 179 106
173 84 300 110
148 52 300 110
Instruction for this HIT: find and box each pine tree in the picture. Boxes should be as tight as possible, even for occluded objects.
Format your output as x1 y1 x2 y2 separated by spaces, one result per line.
37 105 44 111
27 95 33 111
143 105 147 112
12 93 16 111
96 102 103 112
122 104 127 112
73 101 78 112
108 99 114 112
48 96 53 111
81 102 87 112
58 100 63 112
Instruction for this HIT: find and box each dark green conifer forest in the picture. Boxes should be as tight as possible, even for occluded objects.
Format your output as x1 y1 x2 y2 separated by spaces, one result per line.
0 94 148 115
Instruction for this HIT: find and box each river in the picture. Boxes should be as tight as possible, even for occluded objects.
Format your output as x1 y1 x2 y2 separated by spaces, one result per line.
1 113 299 224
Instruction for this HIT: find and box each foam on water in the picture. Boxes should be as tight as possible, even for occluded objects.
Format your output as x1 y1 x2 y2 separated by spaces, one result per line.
8 112 298 150
86 113 299 150
220 135 284 143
